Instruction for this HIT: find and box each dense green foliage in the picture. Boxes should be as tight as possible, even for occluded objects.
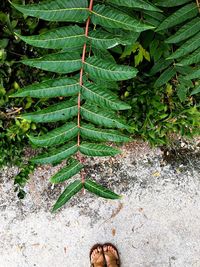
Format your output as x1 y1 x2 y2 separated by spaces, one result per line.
0 0 199 209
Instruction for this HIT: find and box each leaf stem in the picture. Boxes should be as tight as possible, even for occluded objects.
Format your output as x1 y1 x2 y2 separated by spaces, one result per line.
77 0 94 184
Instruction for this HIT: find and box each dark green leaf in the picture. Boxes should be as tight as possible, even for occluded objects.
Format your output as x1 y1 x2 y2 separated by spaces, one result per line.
84 179 121 199
50 159 83 184
52 180 83 212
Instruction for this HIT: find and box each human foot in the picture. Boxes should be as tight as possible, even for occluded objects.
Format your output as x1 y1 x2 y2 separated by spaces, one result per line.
103 244 120 267
90 245 105 267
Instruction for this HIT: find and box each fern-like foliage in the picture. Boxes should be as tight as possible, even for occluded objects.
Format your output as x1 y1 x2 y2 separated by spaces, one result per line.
11 0 157 211
146 0 200 101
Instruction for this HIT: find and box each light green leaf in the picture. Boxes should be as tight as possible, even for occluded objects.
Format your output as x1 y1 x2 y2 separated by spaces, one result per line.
80 124 130 142
22 100 78 123
191 85 200 96
154 66 176 87
84 56 137 81
80 142 120 156
177 48 200 66
81 104 130 130
31 142 78 164
82 82 130 110
22 52 82 74
91 5 154 32
156 3 198 31
84 179 121 199
50 159 83 184
186 69 200 80
168 32 200 60
10 77 80 98
154 0 192 7
11 0 89 22
52 180 83 212
107 0 161 12
29 123 78 147
16 26 85 49
166 17 200 44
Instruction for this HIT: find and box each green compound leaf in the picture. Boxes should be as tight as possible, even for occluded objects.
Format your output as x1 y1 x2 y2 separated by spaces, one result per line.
84 57 138 81
107 0 161 12
79 142 121 156
154 66 176 88
52 180 83 212
11 0 89 22
168 32 200 60
156 3 198 31
80 124 130 142
16 26 85 49
166 17 200 44
22 52 82 74
10 77 80 98
81 104 130 130
82 82 130 110
154 0 192 7
22 100 78 123
31 142 78 164
91 5 154 32
50 159 83 184
29 123 78 147
84 179 121 199
178 48 200 66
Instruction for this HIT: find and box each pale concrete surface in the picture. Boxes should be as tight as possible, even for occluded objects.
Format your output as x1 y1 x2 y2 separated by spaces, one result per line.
0 141 200 267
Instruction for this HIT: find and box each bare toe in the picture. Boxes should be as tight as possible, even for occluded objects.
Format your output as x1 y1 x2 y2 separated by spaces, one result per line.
103 244 120 267
90 245 105 267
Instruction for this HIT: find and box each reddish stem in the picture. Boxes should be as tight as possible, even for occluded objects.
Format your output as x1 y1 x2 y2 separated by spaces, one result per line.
77 0 94 184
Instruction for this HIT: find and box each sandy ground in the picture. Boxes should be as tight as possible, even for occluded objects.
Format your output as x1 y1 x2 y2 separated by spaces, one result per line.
0 140 200 267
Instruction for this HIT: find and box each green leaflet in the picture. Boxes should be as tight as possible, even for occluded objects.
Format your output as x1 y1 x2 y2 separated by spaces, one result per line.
31 142 78 164
166 17 200 44
154 0 192 7
186 69 200 80
177 84 188 102
11 0 89 22
88 30 129 50
52 180 83 212
22 52 82 74
191 86 200 96
81 82 130 110
167 32 200 60
84 57 138 81
107 0 161 12
16 26 85 49
91 5 154 32
50 159 83 184
156 3 198 31
81 104 130 130
10 77 80 98
80 142 121 156
84 179 121 199
149 58 173 76
178 48 200 66
80 124 130 142
28 123 78 147
154 66 176 87
22 100 78 123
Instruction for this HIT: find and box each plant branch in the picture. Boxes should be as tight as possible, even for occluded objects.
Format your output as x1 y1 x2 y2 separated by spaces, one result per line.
77 0 94 184
196 0 200 13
